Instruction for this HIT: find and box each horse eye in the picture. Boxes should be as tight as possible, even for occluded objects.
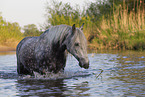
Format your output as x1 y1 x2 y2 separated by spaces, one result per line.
75 43 79 46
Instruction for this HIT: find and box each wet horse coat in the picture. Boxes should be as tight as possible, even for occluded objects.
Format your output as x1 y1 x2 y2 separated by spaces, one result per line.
16 24 89 75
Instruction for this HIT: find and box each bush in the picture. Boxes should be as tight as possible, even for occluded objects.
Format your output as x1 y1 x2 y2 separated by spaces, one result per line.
0 14 23 47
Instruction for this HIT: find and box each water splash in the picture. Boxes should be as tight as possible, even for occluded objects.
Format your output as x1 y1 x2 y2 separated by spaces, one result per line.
21 70 91 80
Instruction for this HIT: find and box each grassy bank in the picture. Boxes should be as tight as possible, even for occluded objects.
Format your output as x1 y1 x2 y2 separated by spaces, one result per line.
86 1 145 50
0 45 16 51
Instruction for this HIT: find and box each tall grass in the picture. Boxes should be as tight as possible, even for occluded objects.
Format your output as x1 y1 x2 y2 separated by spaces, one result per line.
90 0 145 50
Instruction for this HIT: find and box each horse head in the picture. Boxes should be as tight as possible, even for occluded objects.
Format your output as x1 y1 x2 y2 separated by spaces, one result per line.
64 24 89 69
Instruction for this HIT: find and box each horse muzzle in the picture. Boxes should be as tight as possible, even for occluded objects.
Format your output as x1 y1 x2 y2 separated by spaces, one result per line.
79 58 89 69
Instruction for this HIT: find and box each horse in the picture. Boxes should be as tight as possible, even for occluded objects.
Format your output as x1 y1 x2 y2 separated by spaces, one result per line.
16 24 89 75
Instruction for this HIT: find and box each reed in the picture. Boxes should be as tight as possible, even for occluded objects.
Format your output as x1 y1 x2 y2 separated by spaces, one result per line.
90 0 145 50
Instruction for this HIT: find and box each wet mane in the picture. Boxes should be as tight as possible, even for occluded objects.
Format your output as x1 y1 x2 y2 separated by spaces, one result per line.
40 25 72 45
40 25 87 48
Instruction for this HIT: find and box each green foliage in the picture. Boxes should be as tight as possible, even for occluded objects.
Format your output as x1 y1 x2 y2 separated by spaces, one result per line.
86 0 145 23
23 24 41 37
92 0 145 50
1 0 143 50
0 0 144 50
44 0 145 50
45 0 93 29
0 14 23 47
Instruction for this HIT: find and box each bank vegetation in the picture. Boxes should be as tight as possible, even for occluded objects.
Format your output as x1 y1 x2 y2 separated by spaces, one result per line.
0 0 144 51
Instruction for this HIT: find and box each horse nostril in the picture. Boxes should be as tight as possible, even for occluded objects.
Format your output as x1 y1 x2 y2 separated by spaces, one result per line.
79 58 89 69
83 63 89 69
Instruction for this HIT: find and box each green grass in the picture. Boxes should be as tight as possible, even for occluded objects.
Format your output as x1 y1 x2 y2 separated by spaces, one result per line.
88 1 145 50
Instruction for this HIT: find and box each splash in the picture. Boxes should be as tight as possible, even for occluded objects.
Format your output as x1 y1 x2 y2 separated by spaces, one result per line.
21 70 90 80
33 71 68 79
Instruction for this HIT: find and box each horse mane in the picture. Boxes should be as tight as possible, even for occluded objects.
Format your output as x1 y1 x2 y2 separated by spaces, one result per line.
40 24 87 48
40 25 71 44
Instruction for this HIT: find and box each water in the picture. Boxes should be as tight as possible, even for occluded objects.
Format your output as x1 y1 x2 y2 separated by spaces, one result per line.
0 50 145 97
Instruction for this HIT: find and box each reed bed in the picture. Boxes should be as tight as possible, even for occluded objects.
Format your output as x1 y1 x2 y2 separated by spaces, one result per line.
88 0 145 50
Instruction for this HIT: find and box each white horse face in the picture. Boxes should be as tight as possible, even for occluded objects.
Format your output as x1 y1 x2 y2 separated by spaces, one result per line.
66 24 89 69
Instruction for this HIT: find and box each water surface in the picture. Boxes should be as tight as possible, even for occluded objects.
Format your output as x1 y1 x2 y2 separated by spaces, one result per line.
0 50 145 97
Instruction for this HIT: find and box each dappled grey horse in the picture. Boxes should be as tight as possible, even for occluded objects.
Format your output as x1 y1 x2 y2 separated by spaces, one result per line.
16 24 89 75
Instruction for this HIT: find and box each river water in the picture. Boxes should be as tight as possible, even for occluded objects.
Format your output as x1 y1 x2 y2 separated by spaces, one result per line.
0 50 145 97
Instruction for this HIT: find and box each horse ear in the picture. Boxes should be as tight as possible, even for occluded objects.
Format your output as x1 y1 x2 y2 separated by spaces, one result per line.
80 23 84 30
72 24 76 34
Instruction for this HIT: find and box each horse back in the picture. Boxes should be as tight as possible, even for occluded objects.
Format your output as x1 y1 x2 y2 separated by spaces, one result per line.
16 37 33 55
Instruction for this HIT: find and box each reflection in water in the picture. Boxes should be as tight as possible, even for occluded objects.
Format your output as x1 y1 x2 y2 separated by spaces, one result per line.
64 81 90 96
16 79 66 97
110 51 145 96
16 79 90 97
0 51 16 55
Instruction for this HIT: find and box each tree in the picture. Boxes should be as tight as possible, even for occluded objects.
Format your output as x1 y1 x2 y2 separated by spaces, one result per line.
44 0 93 29
0 13 23 46
23 24 41 37
86 0 145 23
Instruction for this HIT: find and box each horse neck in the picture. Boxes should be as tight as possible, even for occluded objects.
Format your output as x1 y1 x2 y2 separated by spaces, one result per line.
39 25 70 51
